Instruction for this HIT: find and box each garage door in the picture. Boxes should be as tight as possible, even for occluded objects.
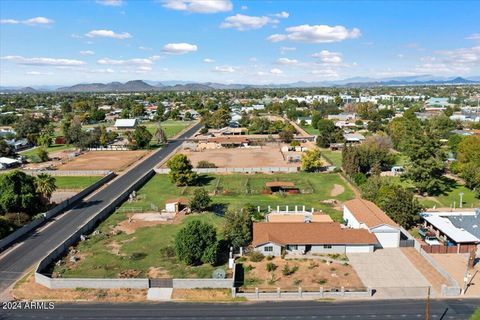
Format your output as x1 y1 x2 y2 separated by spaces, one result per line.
374 232 399 248
346 245 372 253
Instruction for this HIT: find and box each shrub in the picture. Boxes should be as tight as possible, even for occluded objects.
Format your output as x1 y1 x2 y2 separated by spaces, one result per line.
282 264 299 276
266 255 274 261
197 160 217 168
308 261 319 269
266 262 277 272
316 278 328 285
159 246 176 258
249 251 264 262
129 252 147 260
243 264 255 273
293 279 302 286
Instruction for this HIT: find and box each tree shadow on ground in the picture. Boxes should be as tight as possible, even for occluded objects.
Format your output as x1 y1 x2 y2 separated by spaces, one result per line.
196 174 215 187
211 203 229 217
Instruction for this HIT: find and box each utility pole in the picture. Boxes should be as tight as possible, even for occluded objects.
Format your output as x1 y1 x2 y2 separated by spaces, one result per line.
425 286 430 320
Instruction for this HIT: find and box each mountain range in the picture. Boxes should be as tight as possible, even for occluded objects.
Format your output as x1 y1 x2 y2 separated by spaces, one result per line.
1 75 479 93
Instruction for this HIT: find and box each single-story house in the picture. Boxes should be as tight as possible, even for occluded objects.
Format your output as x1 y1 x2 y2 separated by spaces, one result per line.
253 222 378 256
199 136 250 149
114 118 138 130
6 138 30 151
343 133 365 144
343 199 400 248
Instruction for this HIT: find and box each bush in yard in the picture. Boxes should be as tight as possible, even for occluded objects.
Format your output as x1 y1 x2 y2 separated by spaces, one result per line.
301 148 324 172
201 241 220 265
174 220 218 265
248 251 264 262
189 188 212 212
167 153 198 186
37 147 49 162
266 262 277 272
282 264 299 276
197 160 217 168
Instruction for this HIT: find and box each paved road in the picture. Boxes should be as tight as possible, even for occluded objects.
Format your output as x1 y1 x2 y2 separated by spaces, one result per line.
1 299 479 319
0 123 202 296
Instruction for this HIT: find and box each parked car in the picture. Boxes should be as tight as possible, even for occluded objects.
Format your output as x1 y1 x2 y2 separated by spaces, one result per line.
425 236 441 246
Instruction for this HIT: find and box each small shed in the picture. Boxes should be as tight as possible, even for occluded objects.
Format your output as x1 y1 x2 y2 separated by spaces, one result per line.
265 181 299 193
165 197 189 214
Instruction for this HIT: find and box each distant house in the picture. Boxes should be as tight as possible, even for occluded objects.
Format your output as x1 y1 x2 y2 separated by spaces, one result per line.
114 118 138 130
164 197 190 214
296 116 312 125
343 133 365 143
0 157 21 170
343 199 400 248
252 222 378 256
425 97 451 108
6 138 30 151
327 113 356 121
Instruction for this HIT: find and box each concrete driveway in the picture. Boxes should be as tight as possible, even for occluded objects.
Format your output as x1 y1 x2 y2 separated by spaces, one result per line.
348 248 432 298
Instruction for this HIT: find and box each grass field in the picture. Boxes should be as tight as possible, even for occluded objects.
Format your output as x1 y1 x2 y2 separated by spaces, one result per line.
54 176 102 190
121 172 355 221
145 120 194 139
300 125 318 135
320 148 343 168
54 212 225 279
20 144 75 162
419 184 480 209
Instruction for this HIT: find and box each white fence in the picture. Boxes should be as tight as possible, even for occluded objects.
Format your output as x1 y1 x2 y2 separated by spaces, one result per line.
155 167 299 174
24 170 112 176
87 146 129 151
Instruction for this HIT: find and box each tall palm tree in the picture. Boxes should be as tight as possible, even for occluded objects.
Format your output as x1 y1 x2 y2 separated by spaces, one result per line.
35 173 57 205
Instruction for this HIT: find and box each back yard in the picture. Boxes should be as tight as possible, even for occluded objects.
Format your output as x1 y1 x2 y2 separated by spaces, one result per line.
144 120 194 139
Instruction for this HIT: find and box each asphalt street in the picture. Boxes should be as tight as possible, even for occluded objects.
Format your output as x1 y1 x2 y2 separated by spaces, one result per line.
0 122 202 295
1 299 479 319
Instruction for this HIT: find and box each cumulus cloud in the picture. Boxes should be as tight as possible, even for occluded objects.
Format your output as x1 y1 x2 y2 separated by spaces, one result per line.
26 71 53 76
272 11 289 18
1 16 54 26
162 0 232 13
415 46 480 75
96 0 123 6
220 14 278 31
80 50 95 56
87 68 115 74
270 68 283 74
280 46 296 54
203 58 215 63
276 58 298 65
97 57 154 65
162 43 198 54
312 50 343 64
268 24 360 43
1 55 85 66
214 65 236 73
85 29 132 39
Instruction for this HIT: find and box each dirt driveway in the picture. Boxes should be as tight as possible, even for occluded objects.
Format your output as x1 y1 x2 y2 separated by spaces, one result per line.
348 249 431 298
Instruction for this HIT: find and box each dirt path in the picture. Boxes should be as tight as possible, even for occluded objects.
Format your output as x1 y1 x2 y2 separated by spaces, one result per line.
338 173 361 198
330 184 345 197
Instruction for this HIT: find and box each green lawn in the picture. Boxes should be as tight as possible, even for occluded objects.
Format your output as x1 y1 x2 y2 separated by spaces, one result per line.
54 212 225 279
145 120 194 139
121 172 355 222
300 125 318 135
20 144 75 162
320 148 343 168
419 184 480 209
54 176 102 190
470 308 480 320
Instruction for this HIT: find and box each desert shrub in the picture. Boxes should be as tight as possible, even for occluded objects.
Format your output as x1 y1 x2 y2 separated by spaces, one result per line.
293 279 302 286
197 160 217 168
266 262 277 272
266 255 274 261
316 278 328 285
282 264 299 276
249 251 265 262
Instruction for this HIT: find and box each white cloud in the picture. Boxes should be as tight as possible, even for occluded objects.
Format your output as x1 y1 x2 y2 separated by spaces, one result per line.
87 68 115 74
85 29 132 39
276 58 298 65
220 14 278 31
241 5 248 10
270 68 283 74
203 58 215 63
272 11 289 18
467 33 480 41
139 46 152 51
415 46 480 75
162 43 198 54
214 65 236 73
1 16 54 26
80 50 95 56
1 55 85 66
96 0 123 6
26 71 53 76
97 57 154 65
311 50 343 64
280 46 296 54
137 66 152 71
162 0 232 13
268 24 360 43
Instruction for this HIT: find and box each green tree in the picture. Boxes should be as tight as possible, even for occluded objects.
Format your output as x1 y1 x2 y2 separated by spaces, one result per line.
35 173 57 205
189 188 211 212
0 171 42 215
166 153 198 186
301 148 324 172
127 126 152 149
175 220 218 265
377 184 423 229
37 147 49 162
223 209 252 248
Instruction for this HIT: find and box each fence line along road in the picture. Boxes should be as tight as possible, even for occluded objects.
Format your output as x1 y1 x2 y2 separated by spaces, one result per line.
23 169 112 176
155 167 300 174
0 122 202 296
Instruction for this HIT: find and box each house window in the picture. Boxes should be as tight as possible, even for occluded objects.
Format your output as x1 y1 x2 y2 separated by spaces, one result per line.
287 245 298 251
264 246 273 252
324 245 332 249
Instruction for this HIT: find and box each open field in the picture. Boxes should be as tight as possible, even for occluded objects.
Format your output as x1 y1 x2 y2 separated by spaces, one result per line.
145 120 194 139
121 173 355 221
419 183 480 209
240 255 363 290
54 176 102 190
300 125 318 135
55 150 149 171
20 144 76 162
53 212 227 279
177 145 300 169
320 148 343 168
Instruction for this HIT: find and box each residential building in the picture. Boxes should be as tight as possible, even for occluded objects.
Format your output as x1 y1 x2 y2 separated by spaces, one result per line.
114 118 138 130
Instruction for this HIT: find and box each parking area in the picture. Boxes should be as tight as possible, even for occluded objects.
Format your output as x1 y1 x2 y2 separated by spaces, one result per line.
348 249 431 298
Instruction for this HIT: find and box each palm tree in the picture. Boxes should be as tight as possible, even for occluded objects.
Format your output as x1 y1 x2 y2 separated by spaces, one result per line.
35 173 57 205
154 123 167 145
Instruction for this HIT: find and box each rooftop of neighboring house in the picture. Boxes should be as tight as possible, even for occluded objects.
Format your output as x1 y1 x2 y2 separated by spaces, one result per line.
421 210 480 243
344 199 398 229
252 222 378 247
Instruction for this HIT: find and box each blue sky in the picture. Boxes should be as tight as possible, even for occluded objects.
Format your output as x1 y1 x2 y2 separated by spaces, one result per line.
1 0 479 86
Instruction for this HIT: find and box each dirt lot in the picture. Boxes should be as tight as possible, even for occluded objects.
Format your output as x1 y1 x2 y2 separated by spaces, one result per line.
12 273 146 302
242 256 364 290
172 289 241 301
56 150 149 171
177 145 300 168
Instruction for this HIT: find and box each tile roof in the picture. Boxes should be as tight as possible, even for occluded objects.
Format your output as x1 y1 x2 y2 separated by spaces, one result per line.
252 222 378 247
344 199 398 228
